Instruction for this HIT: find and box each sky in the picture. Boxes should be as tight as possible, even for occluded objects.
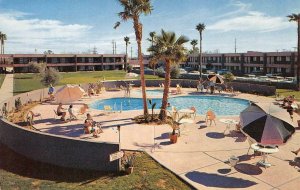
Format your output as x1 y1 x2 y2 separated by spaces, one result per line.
0 0 299 55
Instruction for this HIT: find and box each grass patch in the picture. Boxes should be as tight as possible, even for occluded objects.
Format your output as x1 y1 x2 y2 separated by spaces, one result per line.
274 89 300 101
0 145 192 190
13 71 162 95
0 74 5 88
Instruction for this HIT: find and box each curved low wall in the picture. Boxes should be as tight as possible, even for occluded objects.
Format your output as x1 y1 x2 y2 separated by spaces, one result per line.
0 119 119 171
0 87 119 172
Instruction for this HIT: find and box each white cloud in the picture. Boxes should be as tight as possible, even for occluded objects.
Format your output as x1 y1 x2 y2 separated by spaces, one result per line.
207 11 293 32
0 11 93 53
212 0 251 19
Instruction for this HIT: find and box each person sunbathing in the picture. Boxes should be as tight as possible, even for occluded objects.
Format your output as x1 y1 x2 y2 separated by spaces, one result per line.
78 104 89 115
84 113 103 137
68 104 77 120
26 110 41 125
57 103 66 121
88 86 95 97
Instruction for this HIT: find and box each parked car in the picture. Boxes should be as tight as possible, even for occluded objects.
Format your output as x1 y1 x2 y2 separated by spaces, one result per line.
179 68 187 74
188 71 200 75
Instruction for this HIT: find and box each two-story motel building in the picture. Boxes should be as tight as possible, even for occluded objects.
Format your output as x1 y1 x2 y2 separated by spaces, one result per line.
0 51 298 76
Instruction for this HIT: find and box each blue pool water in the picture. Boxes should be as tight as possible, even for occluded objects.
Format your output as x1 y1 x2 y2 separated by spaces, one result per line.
90 96 250 116
132 89 164 96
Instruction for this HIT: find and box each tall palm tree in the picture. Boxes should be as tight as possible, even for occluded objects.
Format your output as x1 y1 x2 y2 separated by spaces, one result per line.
0 32 7 55
115 0 153 116
149 31 156 47
196 23 205 79
148 30 189 121
124 36 130 72
288 13 300 90
190 39 198 53
148 31 156 69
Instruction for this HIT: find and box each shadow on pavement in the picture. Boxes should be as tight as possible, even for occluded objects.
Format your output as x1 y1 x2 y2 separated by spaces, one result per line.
155 132 170 140
185 171 257 188
0 143 117 183
234 163 263 175
206 132 225 139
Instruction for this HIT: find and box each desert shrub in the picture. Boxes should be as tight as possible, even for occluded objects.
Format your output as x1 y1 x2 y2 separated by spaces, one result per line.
170 65 180 79
40 68 61 86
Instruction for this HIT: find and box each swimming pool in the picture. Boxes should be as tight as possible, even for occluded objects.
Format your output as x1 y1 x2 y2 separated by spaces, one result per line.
132 89 164 96
90 95 250 116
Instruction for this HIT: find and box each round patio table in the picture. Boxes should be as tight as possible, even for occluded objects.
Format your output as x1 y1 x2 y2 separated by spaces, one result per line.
219 119 238 134
178 109 195 119
251 143 279 168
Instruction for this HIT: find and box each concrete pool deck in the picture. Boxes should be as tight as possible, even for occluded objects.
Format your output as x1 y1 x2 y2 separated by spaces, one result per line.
30 88 300 190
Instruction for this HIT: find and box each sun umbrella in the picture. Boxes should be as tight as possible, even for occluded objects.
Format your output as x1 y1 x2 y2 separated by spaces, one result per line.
54 85 85 104
207 74 224 84
240 102 295 145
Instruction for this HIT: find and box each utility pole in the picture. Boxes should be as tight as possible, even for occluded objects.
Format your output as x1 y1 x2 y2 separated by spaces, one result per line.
131 46 133 59
92 46 97 54
234 38 237 53
114 41 117 54
112 40 115 54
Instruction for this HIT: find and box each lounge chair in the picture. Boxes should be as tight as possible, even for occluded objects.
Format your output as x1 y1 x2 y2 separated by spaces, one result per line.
176 84 182 94
205 110 216 126
78 104 89 115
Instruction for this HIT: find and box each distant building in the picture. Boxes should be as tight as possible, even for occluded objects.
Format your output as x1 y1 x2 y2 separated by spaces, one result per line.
187 51 297 76
0 53 126 73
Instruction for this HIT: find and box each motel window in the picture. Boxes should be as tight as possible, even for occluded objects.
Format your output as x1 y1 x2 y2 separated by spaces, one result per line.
286 56 291 61
277 56 281 61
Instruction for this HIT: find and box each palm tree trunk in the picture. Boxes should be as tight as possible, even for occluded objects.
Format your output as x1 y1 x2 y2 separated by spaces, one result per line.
125 43 128 72
159 59 171 121
199 32 202 80
297 20 300 90
134 17 148 115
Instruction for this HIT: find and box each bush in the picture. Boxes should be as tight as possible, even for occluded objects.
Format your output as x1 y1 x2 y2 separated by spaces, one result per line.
156 67 165 76
170 65 180 79
40 68 61 86
223 72 235 82
28 62 46 74
15 97 22 111
127 65 133 72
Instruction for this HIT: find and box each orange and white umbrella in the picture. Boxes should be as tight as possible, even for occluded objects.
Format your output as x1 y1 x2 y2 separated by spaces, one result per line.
208 74 224 84
54 85 85 104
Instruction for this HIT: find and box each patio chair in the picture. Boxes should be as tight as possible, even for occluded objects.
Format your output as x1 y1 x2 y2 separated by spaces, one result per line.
104 105 113 113
53 110 59 119
205 110 216 126
190 107 197 120
247 137 260 157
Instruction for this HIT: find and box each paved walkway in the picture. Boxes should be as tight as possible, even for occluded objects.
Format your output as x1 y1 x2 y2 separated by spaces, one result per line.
29 88 300 190
0 74 14 103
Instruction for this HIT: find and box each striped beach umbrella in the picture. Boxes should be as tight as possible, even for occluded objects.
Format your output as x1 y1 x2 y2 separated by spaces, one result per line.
54 85 85 104
207 74 224 84
240 102 295 145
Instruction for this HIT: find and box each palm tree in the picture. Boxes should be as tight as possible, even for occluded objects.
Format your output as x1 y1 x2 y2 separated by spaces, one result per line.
114 0 153 116
124 36 130 72
288 13 300 90
148 31 156 69
148 31 156 47
148 30 189 121
190 39 198 53
196 23 205 79
0 32 7 54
